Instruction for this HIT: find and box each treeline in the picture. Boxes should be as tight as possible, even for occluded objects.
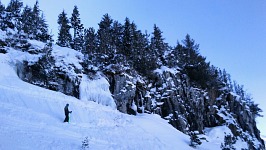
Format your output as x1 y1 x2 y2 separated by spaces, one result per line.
0 0 51 42
0 0 262 117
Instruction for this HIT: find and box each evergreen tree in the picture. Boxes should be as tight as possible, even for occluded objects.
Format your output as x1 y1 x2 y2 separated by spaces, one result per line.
131 24 148 71
150 24 168 66
180 34 200 67
233 81 245 99
111 20 123 54
6 0 23 18
56 10 72 47
0 2 6 30
20 5 33 37
166 42 182 68
0 2 4 15
106 20 126 67
179 34 211 88
31 0 40 38
97 13 113 55
71 5 84 51
121 17 133 58
207 65 222 89
189 131 202 148
249 101 263 117
131 22 141 58
220 134 236 150
36 13 50 42
19 1 50 42
83 27 97 55
233 83 263 118
137 31 157 76
83 27 98 69
5 0 23 29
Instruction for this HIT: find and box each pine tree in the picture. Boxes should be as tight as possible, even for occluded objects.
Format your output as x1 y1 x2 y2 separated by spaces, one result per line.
36 13 50 42
97 13 113 55
150 24 168 66
131 22 141 57
31 0 40 39
111 20 123 54
120 18 157 74
179 34 211 88
189 131 202 147
249 101 263 117
19 1 50 42
137 31 157 76
166 42 182 68
233 81 245 99
5 0 23 29
56 10 72 47
131 23 148 70
83 27 97 69
0 2 6 30
20 5 33 37
83 27 97 55
207 65 222 89
6 0 23 18
121 17 133 58
180 34 200 67
0 2 4 15
220 134 236 150
71 5 84 51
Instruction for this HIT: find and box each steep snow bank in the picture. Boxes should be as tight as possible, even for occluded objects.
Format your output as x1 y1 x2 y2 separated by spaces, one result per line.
0 53 193 149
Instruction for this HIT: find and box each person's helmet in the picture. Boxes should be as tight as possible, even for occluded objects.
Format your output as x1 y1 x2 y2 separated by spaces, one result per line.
66 103 69 106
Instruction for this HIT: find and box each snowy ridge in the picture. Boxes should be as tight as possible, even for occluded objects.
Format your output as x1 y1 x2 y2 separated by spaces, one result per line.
0 53 193 149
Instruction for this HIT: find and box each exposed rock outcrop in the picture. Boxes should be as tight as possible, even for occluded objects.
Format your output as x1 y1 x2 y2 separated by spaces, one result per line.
16 57 82 98
104 68 265 149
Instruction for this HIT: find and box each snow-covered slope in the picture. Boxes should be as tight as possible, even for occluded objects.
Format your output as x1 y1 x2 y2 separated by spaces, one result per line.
198 126 249 149
0 53 193 149
262 135 266 144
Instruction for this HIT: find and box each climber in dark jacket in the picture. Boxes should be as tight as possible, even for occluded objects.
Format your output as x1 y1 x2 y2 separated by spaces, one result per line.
64 104 72 122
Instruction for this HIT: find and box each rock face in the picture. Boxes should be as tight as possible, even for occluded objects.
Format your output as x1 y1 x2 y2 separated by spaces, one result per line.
105 69 265 149
106 72 135 113
105 71 148 114
16 58 82 99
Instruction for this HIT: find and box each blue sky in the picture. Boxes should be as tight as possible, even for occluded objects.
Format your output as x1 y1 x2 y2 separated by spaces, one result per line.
2 0 266 135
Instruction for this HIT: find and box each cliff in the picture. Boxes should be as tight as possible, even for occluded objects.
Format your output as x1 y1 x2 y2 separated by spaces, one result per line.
105 66 265 149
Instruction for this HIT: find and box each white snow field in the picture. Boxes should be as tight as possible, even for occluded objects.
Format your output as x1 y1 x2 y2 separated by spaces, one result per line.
0 52 195 149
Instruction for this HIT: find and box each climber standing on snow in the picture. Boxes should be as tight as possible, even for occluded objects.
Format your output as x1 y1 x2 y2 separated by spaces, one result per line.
64 104 72 123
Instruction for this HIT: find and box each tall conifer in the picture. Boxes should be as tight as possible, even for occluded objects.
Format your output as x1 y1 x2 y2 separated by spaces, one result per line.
5 0 23 29
56 10 72 47
71 6 84 51
97 14 113 55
